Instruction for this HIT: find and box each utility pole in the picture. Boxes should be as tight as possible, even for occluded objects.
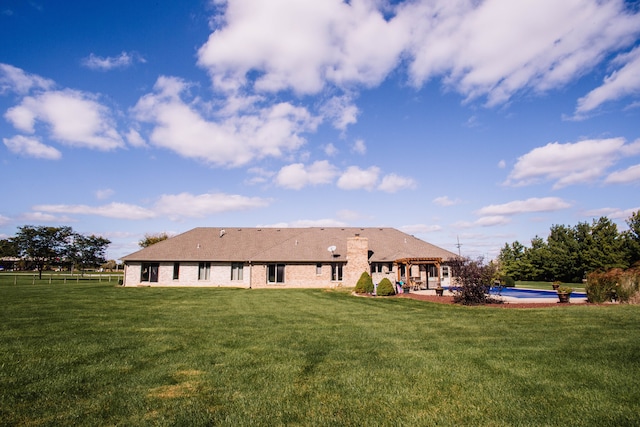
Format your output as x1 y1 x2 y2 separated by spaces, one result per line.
455 236 462 257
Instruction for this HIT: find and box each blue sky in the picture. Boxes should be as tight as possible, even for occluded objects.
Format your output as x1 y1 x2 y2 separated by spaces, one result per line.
1 0 640 261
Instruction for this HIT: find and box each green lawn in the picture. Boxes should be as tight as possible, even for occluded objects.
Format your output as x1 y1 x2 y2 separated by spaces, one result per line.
1 281 639 426
515 280 586 291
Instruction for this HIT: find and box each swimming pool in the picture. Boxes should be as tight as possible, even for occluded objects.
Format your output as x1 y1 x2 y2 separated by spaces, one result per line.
443 286 586 299
489 287 586 299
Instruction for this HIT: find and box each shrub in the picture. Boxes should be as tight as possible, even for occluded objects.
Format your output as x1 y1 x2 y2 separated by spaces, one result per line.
617 269 640 303
502 276 515 287
586 270 622 303
376 278 395 296
586 268 640 303
557 286 573 294
354 271 374 294
449 257 501 305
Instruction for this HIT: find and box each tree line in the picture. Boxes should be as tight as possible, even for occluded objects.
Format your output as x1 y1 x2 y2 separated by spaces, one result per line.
0 225 111 278
498 211 640 283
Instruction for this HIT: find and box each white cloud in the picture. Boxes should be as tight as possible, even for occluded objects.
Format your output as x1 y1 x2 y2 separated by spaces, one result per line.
126 129 146 147
476 197 571 216
33 202 156 220
575 46 640 117
245 167 275 185
31 192 270 221
453 216 511 229
259 218 348 228
352 138 366 155
583 207 640 220
275 160 338 189
95 189 115 200
0 214 11 226
402 0 640 106
497 160 506 169
197 0 640 110
132 76 320 167
197 0 406 94
82 51 145 71
506 138 640 189
337 165 380 190
21 212 76 223
324 143 338 156
433 196 461 207
154 192 271 219
3 135 61 160
336 209 367 221
321 95 359 130
0 63 54 94
377 173 417 193
400 224 442 234
5 89 124 150
475 216 511 227
604 164 640 185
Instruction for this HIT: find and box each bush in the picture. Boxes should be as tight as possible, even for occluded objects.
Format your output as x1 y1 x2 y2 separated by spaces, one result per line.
586 270 622 303
449 257 501 305
501 276 515 287
376 278 395 296
586 268 640 303
354 271 374 294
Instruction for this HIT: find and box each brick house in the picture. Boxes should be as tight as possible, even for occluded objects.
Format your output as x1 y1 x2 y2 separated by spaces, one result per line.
120 227 458 288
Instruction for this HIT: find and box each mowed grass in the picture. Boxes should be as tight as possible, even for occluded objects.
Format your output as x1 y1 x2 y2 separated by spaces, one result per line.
1 281 639 426
515 281 586 291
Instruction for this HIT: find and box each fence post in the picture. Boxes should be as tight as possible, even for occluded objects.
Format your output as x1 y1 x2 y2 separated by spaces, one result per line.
49 274 52 285
32 275 35 285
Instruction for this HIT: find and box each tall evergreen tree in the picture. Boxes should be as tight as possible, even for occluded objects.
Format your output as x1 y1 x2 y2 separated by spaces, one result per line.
623 211 640 267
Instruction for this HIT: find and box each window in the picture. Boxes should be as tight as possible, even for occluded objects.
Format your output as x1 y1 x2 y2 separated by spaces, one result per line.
316 263 322 275
141 262 159 282
331 263 343 281
267 264 285 283
442 266 449 278
428 264 438 277
198 262 210 280
370 263 383 274
173 262 180 280
231 263 244 281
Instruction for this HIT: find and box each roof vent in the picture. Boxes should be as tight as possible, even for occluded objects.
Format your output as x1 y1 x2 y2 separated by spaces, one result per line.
220 229 226 237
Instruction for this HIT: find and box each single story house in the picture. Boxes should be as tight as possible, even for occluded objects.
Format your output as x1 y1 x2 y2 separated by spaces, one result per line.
120 227 458 288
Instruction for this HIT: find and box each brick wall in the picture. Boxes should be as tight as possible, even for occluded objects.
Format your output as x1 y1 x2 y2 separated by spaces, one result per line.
344 235 369 287
250 263 338 288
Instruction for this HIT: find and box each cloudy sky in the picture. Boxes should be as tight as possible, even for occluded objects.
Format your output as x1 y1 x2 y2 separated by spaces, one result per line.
1 0 639 260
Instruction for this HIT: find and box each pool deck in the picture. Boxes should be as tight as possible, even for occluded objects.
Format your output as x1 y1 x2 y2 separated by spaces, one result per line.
411 289 588 304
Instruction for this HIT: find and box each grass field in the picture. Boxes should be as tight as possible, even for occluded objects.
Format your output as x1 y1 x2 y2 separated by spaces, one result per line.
1 279 639 426
515 280 586 291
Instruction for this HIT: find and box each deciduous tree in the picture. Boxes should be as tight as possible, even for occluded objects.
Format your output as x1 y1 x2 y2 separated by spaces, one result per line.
138 232 169 248
13 226 73 279
67 234 111 274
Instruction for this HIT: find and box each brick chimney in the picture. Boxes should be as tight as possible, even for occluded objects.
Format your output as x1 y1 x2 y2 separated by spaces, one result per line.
345 235 369 286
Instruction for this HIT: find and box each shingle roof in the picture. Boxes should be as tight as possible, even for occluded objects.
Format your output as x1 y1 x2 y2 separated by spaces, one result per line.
120 227 458 263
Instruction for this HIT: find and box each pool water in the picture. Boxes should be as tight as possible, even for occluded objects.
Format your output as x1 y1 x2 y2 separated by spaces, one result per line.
444 286 586 299
489 287 586 299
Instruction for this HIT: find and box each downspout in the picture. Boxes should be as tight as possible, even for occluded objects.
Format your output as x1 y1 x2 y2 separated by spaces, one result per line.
248 261 252 289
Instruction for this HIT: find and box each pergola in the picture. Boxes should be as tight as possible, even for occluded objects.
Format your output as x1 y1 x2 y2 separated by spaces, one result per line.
395 257 443 290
